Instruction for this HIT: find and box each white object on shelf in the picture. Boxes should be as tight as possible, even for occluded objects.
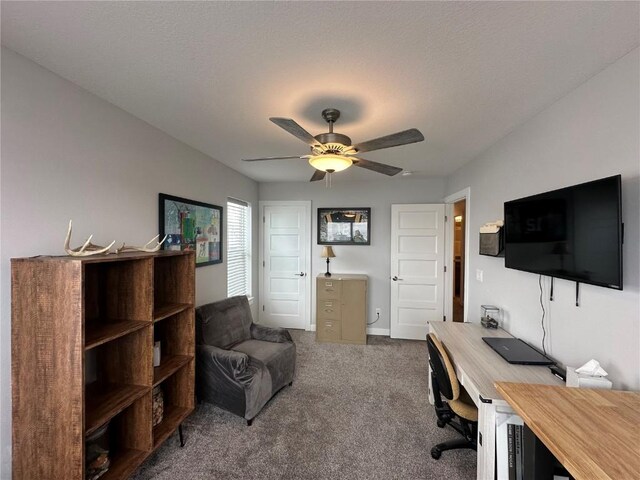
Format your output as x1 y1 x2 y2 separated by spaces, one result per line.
153 341 161 367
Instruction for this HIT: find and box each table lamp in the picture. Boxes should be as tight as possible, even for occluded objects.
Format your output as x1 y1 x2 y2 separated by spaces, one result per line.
321 246 335 277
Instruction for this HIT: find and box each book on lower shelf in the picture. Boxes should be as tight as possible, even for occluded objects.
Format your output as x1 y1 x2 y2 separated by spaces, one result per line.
496 413 524 480
515 424 523 480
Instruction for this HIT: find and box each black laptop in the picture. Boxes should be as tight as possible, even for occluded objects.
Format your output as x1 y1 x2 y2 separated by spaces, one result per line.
482 337 553 365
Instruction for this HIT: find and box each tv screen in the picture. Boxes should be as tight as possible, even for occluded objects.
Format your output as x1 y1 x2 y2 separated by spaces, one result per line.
504 175 622 290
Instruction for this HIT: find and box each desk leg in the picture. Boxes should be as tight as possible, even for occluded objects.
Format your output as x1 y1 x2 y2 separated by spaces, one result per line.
477 401 497 480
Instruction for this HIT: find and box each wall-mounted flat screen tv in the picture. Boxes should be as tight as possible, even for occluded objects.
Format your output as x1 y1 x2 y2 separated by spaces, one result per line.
504 175 622 290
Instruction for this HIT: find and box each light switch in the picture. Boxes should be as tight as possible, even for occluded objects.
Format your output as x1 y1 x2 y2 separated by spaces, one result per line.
476 269 484 282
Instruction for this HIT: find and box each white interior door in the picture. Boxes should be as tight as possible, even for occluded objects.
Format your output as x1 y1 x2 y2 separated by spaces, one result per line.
390 204 445 339
259 201 311 329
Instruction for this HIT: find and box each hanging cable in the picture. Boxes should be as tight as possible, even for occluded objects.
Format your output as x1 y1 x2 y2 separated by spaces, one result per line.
538 275 547 355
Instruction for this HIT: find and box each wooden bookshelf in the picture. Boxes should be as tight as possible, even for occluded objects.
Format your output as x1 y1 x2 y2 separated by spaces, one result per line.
11 250 195 480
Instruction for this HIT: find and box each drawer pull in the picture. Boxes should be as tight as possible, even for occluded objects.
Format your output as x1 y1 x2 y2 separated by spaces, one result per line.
325 282 333 287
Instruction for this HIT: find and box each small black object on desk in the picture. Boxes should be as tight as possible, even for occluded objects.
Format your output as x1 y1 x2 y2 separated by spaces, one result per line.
548 364 566 382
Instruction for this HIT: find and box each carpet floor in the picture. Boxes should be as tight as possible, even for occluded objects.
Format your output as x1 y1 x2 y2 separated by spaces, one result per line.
132 331 476 479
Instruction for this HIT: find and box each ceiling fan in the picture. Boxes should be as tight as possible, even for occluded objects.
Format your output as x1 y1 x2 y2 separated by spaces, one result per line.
242 108 425 182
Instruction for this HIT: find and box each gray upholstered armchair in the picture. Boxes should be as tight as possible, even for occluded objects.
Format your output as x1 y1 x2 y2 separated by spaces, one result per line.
195 295 296 425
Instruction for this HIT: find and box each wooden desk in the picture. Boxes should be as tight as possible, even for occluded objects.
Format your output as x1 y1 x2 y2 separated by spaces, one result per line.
496 382 640 480
429 322 563 479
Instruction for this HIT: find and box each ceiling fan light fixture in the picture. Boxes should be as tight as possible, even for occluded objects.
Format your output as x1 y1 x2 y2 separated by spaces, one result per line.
246 109 424 182
308 154 352 173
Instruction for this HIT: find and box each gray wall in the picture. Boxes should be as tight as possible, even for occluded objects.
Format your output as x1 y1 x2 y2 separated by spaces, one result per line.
259 177 446 332
1 40 639 478
0 48 259 475
446 48 640 390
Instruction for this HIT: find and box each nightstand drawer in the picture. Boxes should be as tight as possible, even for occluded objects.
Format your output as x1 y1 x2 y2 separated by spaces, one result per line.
317 300 341 320
317 279 342 300
316 319 341 342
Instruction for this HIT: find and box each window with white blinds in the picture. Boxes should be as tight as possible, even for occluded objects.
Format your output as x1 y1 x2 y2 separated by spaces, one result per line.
227 198 251 298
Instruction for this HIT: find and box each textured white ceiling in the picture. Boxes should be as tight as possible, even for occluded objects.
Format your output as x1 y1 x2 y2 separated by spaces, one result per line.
2 1 638 182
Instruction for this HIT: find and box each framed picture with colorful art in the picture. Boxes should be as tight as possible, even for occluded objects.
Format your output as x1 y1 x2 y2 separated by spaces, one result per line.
159 193 223 266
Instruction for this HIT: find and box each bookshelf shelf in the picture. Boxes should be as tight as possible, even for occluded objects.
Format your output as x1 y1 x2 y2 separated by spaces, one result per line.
85 320 149 350
153 355 193 387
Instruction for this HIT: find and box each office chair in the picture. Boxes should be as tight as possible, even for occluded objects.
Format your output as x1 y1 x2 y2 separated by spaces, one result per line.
427 333 478 460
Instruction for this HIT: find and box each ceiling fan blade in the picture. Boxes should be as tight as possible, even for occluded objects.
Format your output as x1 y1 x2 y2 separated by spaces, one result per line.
242 155 303 162
270 118 321 147
310 170 326 182
352 157 403 176
353 128 424 153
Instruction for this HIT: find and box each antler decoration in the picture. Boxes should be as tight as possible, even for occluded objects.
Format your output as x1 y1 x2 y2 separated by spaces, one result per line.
64 220 115 256
115 234 168 254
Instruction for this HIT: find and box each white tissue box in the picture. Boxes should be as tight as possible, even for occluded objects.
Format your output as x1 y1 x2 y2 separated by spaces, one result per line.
566 367 612 389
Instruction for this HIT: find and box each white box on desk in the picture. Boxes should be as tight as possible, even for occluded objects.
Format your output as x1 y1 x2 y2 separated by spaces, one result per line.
566 367 612 389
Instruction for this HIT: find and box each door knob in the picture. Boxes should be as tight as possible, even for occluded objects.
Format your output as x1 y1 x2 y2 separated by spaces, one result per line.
392 276 403 281
296 272 306 277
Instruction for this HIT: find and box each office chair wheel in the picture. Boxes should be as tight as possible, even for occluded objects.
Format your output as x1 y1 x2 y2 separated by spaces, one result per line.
436 419 446 428
430 447 442 460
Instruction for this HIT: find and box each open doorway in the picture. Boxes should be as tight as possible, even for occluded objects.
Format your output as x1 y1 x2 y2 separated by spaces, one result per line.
452 199 466 322
444 187 470 323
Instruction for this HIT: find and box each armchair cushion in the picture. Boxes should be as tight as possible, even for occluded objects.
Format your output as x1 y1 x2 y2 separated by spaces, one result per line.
196 295 252 349
233 339 296 393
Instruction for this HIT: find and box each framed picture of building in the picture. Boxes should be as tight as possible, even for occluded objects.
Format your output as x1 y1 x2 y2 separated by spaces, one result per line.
159 193 223 266
318 207 371 245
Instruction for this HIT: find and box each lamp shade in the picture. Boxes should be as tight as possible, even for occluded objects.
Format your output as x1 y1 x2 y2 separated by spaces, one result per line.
321 246 336 258
309 154 352 173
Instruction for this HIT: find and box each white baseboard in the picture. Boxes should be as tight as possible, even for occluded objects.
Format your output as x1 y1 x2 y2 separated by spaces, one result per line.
307 325 389 336
366 327 390 336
